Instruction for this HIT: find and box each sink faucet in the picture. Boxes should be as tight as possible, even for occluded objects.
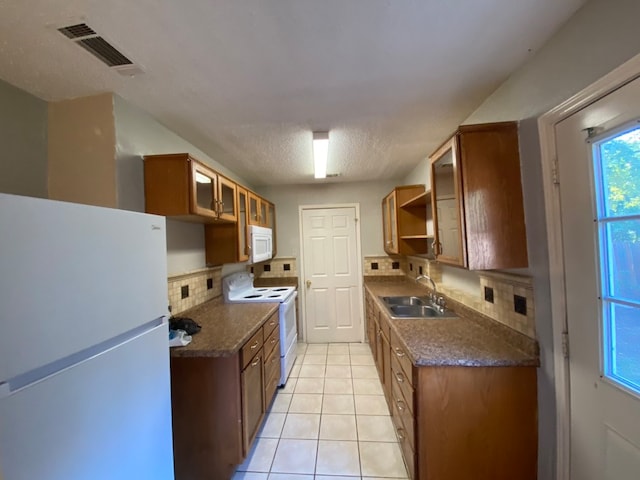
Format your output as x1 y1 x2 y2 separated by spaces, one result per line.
415 274 436 295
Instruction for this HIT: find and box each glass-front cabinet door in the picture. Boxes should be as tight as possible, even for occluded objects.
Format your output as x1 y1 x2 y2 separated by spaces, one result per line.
190 161 218 219
382 192 398 254
267 202 276 256
248 192 260 225
430 135 466 266
237 187 249 262
248 192 269 226
217 175 238 222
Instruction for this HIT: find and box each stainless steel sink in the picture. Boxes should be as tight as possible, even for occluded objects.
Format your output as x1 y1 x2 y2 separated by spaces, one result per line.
379 296 458 319
381 296 427 306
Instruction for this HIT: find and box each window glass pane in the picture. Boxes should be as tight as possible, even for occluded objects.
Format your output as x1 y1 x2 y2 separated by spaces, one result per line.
607 301 640 391
599 127 640 217
604 219 640 301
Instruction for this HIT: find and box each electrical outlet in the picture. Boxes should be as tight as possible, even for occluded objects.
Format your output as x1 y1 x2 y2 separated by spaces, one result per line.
409 263 413 271
263 264 271 272
419 266 423 275
514 295 527 315
484 286 494 304
392 261 400 270
371 262 379 270
207 278 213 290
181 285 189 299
284 263 291 271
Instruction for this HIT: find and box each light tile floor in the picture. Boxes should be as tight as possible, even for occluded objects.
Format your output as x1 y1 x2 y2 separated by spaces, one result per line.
233 343 409 480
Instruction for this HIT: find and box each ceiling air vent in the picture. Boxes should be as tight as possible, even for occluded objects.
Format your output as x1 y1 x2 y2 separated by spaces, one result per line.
57 22 143 75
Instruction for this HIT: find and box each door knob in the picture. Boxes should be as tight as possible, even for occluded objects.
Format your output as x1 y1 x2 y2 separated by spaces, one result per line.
306 280 312 288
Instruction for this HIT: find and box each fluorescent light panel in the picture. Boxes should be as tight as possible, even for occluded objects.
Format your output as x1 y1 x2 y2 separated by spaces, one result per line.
313 131 329 179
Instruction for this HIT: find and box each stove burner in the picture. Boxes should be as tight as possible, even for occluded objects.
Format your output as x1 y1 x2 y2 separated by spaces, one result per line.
272 288 288 291
243 294 263 299
256 288 269 292
268 294 282 298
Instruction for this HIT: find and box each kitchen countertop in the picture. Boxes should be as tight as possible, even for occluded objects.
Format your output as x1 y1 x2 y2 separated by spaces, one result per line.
365 277 539 367
169 296 279 358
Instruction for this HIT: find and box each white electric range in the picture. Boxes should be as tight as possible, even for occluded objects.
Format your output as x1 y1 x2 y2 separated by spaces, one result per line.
222 272 297 386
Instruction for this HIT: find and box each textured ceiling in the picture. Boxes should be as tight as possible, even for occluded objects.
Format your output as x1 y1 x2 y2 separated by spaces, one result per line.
0 0 587 185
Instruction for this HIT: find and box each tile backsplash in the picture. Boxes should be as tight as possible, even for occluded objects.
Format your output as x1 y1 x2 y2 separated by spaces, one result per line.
252 257 298 278
363 255 408 276
168 266 222 314
365 254 536 339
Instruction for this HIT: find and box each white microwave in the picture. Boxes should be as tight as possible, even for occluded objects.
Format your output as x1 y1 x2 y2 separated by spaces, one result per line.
248 225 273 264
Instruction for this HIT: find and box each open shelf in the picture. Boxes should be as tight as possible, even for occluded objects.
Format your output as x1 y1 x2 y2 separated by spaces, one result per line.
400 234 433 240
400 191 431 209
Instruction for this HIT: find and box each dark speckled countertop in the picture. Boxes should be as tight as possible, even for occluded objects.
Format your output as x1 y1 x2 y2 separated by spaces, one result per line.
365 277 539 367
169 296 279 358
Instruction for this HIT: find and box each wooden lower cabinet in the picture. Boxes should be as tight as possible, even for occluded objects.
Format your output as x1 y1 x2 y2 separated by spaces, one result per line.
364 293 538 480
241 348 264 455
170 312 280 480
389 332 538 480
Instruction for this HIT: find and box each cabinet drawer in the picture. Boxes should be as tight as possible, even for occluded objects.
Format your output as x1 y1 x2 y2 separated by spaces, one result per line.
390 330 414 385
391 396 416 480
391 371 415 450
263 311 279 338
391 354 414 415
264 324 280 359
241 329 264 369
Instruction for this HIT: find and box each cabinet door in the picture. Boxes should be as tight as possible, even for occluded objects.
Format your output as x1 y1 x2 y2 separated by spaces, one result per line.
217 175 238 222
382 193 399 254
430 136 466 266
259 200 268 227
237 187 250 262
190 160 218 219
381 329 391 405
248 192 260 225
267 202 277 256
241 351 264 455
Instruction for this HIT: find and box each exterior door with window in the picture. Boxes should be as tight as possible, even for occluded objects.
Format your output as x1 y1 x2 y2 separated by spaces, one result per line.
556 77 640 480
301 206 362 343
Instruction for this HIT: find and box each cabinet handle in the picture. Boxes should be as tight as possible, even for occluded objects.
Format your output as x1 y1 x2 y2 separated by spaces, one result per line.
394 371 405 383
377 329 382 338
396 398 406 412
394 347 405 358
251 356 261 367
396 427 405 441
269 320 276 327
250 341 259 350
271 337 277 344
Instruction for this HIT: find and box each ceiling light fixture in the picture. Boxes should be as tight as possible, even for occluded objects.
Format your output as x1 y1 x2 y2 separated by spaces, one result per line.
313 131 329 179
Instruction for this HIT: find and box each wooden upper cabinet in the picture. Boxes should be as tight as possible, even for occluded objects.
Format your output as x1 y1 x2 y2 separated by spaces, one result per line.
267 201 277 257
382 185 431 256
430 122 528 270
382 191 398 254
143 153 237 223
248 192 269 227
205 187 277 266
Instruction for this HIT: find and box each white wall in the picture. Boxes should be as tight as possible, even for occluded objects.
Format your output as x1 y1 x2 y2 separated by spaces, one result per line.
0 79 47 198
113 95 254 275
255 180 398 259
403 1 640 478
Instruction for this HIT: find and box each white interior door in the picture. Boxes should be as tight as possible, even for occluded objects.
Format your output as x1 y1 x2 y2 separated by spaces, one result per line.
301 206 362 343
556 76 640 480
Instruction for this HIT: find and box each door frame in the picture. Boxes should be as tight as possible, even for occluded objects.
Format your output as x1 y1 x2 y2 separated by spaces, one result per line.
538 51 640 480
298 203 365 343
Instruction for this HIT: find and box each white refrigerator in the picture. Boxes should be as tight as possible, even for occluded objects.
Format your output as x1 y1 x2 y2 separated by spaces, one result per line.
0 193 174 480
